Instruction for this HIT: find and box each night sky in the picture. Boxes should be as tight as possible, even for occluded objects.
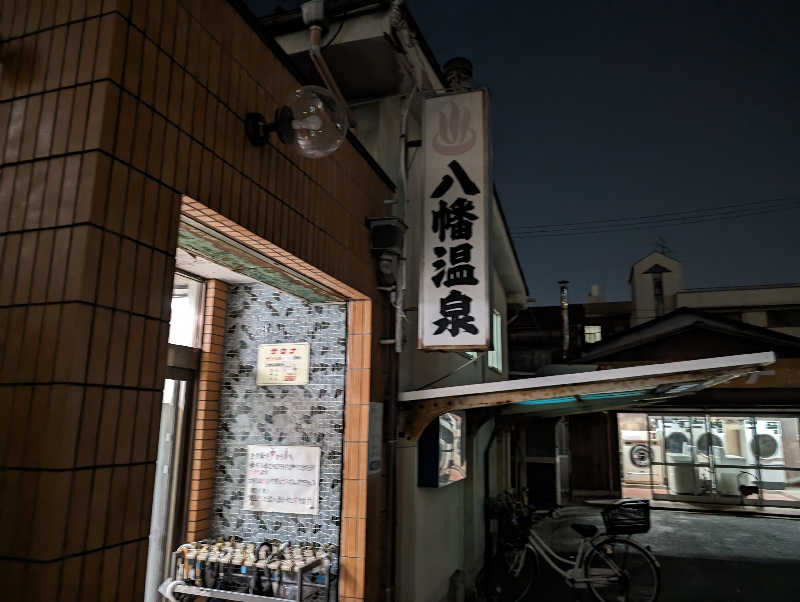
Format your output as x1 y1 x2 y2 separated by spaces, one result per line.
249 1 800 305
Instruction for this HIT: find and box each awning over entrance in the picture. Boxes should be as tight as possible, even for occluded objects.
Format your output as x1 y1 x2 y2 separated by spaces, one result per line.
398 352 775 439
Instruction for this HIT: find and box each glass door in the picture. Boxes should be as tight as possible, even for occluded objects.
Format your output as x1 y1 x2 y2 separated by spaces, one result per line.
661 415 696 495
145 270 204 601
648 413 800 508
144 370 196 602
708 416 756 497
691 415 716 497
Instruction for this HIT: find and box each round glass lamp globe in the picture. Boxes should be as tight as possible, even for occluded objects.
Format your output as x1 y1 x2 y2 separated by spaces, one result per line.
287 85 348 159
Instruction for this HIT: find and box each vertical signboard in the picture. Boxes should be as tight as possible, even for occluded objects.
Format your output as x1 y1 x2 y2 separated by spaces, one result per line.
420 90 491 350
244 445 321 514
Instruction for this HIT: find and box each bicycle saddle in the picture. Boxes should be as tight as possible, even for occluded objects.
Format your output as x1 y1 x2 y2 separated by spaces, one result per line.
571 523 598 537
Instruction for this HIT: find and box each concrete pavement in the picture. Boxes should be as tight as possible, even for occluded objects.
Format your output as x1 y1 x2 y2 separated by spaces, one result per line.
522 506 800 601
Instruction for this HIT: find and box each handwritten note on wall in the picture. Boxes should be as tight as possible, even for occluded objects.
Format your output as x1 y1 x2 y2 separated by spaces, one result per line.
244 445 321 514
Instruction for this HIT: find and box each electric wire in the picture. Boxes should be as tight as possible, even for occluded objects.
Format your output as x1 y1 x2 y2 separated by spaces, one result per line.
510 196 800 238
512 196 799 232
321 20 344 49
516 202 800 235
512 204 800 238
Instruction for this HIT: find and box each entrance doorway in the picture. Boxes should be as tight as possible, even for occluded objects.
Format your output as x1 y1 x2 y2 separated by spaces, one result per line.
144 375 195 600
140 198 375 601
523 418 570 508
143 275 203 601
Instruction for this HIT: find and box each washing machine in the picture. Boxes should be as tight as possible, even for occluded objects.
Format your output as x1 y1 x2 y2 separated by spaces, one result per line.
744 419 786 489
621 430 654 484
663 418 692 454
693 417 725 457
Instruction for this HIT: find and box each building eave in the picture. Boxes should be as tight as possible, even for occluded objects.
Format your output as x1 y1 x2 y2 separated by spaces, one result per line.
492 185 530 305
258 0 447 86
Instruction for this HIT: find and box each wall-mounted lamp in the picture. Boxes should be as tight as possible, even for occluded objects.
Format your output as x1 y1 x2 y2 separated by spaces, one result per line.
245 85 348 159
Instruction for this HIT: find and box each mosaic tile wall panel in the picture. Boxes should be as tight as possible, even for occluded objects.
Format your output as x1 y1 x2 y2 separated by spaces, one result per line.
213 283 347 572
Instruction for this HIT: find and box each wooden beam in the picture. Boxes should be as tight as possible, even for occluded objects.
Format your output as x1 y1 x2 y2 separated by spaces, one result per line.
398 368 748 441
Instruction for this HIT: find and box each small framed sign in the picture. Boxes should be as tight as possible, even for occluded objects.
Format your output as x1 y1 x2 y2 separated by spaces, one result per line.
257 342 311 385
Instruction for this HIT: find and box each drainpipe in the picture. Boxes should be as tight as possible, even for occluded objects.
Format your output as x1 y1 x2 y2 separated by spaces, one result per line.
384 335 400 602
482 423 499 581
383 92 410 595
384 3 421 600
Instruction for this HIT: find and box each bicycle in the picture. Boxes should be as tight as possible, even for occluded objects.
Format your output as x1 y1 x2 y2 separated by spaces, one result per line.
486 494 660 602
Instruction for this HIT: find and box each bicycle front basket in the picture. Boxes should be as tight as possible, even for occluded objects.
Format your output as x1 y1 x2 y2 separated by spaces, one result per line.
601 499 650 535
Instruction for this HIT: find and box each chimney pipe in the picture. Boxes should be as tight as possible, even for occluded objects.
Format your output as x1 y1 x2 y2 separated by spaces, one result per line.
559 280 569 360
442 57 473 91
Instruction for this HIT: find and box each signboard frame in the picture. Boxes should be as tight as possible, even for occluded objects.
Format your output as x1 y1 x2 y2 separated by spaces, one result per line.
419 89 492 351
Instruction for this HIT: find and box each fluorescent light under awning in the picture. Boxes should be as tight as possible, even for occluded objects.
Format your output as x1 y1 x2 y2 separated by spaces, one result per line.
518 396 578 406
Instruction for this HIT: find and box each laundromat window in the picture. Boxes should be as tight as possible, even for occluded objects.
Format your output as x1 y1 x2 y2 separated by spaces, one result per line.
635 413 800 507
169 273 204 348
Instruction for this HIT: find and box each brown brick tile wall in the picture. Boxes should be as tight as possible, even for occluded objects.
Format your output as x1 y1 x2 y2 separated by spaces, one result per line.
0 2 181 596
1 0 391 599
186 278 227 542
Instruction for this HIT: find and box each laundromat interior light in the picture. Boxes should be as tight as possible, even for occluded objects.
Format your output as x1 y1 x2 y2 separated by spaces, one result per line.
245 85 348 159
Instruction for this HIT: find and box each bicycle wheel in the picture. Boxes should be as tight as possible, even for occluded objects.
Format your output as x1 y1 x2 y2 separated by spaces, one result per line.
584 537 659 602
489 543 539 602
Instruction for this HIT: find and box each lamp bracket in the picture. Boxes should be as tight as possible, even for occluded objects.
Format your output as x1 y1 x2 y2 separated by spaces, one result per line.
245 107 296 147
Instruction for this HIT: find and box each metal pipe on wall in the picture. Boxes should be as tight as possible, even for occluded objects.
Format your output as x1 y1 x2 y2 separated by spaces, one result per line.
483 423 499 559
383 74 416 602
308 25 358 128
384 2 421 599
383 325 400 602
559 280 570 360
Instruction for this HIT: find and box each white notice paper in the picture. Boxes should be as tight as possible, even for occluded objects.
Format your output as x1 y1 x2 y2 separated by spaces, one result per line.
244 445 320 514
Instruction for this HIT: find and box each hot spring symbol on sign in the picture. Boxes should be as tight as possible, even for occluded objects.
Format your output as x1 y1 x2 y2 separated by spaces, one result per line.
433 101 477 155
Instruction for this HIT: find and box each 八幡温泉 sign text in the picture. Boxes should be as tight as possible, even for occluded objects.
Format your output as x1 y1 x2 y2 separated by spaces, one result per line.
420 90 490 350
